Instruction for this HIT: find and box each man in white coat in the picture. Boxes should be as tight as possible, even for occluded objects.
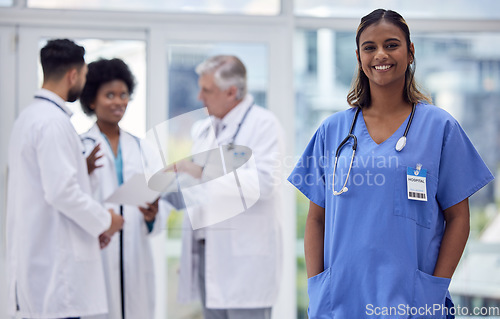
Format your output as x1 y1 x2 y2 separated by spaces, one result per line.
6 39 124 319
176 55 284 319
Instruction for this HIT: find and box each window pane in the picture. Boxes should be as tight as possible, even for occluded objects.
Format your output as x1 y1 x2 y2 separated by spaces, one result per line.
0 0 12 6
294 28 500 314
38 39 146 137
167 42 268 118
28 0 280 15
295 0 500 19
294 29 355 151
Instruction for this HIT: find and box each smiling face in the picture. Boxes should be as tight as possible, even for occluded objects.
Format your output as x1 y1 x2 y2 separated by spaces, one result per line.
91 79 130 126
356 20 414 90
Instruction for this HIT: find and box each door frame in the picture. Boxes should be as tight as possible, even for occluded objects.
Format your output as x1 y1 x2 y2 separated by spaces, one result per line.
157 20 296 319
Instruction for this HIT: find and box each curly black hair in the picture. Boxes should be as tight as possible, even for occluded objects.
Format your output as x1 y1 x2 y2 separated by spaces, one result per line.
80 58 136 115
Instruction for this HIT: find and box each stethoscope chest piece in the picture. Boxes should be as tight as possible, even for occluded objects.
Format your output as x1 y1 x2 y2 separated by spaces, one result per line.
395 136 406 152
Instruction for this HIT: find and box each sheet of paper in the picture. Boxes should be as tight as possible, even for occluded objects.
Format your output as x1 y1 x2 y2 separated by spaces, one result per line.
105 173 160 206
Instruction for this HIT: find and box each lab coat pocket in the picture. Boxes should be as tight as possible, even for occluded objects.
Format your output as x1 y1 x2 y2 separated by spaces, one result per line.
69 223 100 261
307 267 334 319
394 165 438 229
412 269 450 318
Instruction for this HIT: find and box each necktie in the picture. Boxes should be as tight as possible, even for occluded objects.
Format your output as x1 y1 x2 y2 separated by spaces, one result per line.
215 122 225 138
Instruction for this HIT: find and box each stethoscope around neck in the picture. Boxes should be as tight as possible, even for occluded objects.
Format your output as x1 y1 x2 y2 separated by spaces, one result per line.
220 103 254 150
332 104 416 195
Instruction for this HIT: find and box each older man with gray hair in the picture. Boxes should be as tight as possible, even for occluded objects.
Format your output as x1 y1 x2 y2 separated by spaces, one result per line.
176 55 284 319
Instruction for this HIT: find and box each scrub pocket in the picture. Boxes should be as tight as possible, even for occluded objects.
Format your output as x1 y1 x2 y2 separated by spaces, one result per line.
394 165 438 229
412 269 450 319
307 267 334 319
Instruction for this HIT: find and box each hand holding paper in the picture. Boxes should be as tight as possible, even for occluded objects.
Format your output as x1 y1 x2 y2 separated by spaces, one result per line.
105 173 161 207
139 198 159 222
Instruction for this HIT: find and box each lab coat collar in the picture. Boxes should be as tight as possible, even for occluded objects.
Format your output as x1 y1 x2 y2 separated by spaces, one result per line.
213 94 254 142
86 124 115 170
34 88 74 117
87 123 125 160
85 123 129 188
87 123 139 160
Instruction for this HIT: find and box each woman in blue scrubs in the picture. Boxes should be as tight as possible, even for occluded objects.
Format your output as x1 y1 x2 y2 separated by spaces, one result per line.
288 9 494 319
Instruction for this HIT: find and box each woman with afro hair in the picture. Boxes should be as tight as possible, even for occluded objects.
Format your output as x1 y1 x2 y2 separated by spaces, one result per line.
80 58 167 319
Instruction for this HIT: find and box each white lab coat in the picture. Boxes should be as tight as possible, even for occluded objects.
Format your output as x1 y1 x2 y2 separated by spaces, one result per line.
178 95 284 309
6 89 111 318
81 124 167 319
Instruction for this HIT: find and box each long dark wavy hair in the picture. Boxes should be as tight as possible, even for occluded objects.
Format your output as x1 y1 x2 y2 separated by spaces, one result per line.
346 9 432 108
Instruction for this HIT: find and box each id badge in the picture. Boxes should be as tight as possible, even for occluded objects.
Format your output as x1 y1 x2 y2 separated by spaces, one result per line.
407 165 427 201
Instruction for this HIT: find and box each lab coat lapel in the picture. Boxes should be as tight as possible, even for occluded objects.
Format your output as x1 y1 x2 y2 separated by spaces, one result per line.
216 95 254 145
88 124 113 161
194 119 218 154
119 131 141 183
88 123 118 188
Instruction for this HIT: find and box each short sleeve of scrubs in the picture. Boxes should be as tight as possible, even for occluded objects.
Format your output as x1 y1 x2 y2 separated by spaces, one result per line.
288 126 326 208
437 121 494 210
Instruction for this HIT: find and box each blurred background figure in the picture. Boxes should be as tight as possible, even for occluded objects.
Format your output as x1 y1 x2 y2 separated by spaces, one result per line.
3 2 500 318
6 39 123 319
174 55 284 319
80 58 167 319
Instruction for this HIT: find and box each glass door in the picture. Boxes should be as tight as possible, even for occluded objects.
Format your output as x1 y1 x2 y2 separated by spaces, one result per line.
14 26 168 319
159 23 296 319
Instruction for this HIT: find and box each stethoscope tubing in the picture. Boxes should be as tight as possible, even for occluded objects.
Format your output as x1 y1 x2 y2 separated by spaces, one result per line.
332 104 416 195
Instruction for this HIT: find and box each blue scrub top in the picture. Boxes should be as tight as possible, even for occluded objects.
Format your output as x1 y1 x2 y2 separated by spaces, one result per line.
288 103 494 319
